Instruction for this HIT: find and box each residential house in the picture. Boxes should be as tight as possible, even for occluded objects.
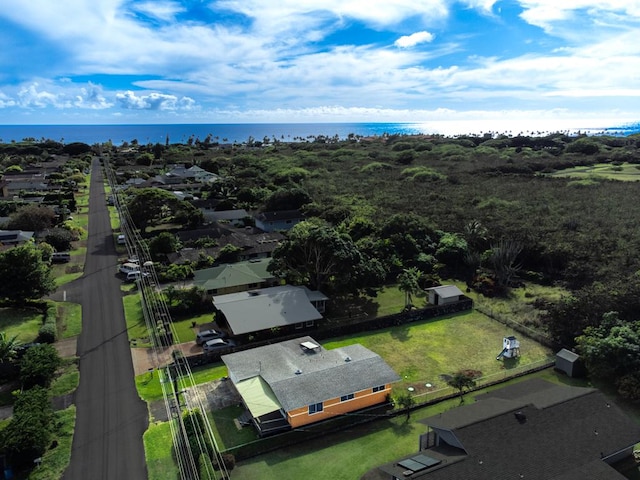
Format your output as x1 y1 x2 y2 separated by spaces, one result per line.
373 378 640 480
0 230 35 247
184 258 278 297
170 226 283 265
212 285 328 337
426 285 464 306
222 336 400 436
202 209 250 226
254 210 304 232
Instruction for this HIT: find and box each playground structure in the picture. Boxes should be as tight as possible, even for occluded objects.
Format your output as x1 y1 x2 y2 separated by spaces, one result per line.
496 336 520 360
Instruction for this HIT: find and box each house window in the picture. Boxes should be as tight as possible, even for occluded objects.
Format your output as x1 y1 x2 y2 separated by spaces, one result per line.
372 385 385 393
305 320 314 327
308 402 323 414
340 393 355 402
295 323 303 330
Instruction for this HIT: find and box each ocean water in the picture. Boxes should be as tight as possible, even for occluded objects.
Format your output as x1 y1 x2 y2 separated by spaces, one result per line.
0 121 637 146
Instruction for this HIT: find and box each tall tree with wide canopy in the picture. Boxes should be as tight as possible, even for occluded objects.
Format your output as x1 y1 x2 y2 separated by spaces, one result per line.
0 243 55 304
576 311 640 400
125 188 180 233
6 204 56 232
268 219 363 292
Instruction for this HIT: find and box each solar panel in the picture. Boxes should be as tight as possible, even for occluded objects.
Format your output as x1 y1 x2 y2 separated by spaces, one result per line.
398 458 428 472
412 454 441 468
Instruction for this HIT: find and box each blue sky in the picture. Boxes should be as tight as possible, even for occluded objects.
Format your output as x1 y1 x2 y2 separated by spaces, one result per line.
0 1 639 133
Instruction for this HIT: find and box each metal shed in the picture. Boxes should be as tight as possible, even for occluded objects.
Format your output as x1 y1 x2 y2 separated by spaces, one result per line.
555 348 585 378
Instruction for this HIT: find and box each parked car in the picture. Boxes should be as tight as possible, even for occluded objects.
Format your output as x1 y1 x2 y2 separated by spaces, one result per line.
119 262 139 275
117 234 126 245
125 271 149 282
51 252 71 263
196 329 227 345
202 338 236 353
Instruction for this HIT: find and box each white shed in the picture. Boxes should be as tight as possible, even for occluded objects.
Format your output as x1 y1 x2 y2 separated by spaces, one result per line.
426 285 464 306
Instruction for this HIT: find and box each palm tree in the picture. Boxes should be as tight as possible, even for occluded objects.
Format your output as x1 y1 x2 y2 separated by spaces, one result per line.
0 332 20 364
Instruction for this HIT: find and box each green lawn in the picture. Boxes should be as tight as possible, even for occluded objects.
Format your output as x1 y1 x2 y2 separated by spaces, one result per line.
144 421 179 480
136 362 228 402
0 306 42 343
548 162 640 181
123 291 151 346
57 302 82 338
50 359 80 397
323 309 554 396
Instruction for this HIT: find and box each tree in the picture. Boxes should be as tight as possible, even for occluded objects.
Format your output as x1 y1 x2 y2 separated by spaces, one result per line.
125 188 180 233
0 243 56 303
1 386 54 467
45 227 74 252
19 343 62 388
576 311 640 399
488 238 523 289
263 187 312 212
435 232 468 272
397 267 421 309
268 220 363 292
6 204 56 231
148 232 181 260
447 371 477 403
395 392 415 420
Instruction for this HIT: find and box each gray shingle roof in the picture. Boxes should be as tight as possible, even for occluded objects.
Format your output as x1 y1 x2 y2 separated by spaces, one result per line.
213 285 324 335
191 258 274 291
223 336 400 411
378 379 640 480
426 285 464 298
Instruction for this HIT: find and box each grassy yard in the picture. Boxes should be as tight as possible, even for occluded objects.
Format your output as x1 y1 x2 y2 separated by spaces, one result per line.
324 309 554 396
144 422 179 480
0 306 42 343
136 362 228 402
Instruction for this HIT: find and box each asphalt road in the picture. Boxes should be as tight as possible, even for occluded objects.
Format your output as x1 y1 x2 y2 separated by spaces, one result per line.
63 158 148 479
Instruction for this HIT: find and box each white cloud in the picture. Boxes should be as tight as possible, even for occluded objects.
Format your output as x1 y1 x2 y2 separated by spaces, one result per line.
115 90 196 110
395 31 435 48
130 1 185 22
518 1 640 33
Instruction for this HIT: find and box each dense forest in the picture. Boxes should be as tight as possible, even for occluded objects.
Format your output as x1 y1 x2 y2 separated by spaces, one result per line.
3 131 640 399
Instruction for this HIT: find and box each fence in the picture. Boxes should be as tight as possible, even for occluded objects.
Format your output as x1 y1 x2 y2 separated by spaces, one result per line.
473 298 560 351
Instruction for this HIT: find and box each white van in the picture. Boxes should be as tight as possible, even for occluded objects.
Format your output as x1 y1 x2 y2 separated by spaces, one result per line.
125 271 149 282
119 262 140 275
51 252 71 263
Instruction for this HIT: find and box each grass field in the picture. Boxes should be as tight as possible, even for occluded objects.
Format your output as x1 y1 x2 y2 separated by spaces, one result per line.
136 362 228 402
548 162 640 181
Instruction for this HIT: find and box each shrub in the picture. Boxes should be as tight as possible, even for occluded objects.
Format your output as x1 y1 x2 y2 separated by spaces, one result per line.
19 343 62 388
0 386 54 467
37 323 57 344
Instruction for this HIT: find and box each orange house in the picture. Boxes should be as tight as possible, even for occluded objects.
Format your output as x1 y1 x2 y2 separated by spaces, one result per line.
222 336 400 436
